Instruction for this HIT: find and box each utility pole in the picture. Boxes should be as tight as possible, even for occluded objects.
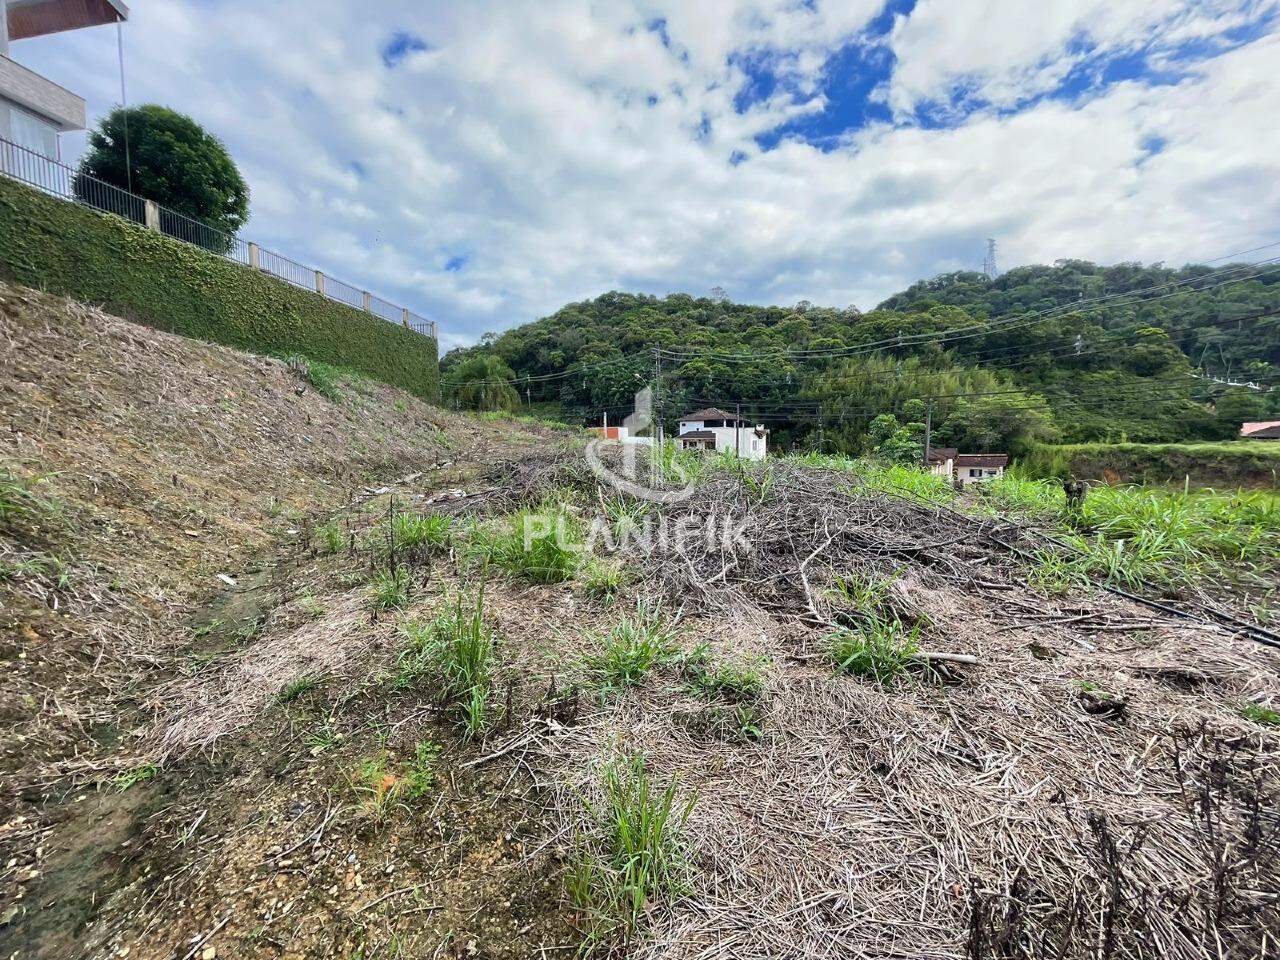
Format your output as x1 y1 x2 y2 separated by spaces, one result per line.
735 402 741 458
922 398 932 469
818 404 825 453
652 346 663 452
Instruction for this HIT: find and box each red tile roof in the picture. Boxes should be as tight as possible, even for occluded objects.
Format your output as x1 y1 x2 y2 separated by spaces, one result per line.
679 407 743 422
1241 420 1280 438
955 453 1009 468
1243 424 1280 439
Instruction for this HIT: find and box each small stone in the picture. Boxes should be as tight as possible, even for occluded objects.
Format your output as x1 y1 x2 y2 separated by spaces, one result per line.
201 947 217 960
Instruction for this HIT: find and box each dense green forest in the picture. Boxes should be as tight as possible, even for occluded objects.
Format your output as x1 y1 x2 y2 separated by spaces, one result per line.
441 260 1280 455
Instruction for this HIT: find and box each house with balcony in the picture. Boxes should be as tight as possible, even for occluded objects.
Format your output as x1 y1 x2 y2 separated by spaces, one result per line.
1 0 128 159
675 407 768 461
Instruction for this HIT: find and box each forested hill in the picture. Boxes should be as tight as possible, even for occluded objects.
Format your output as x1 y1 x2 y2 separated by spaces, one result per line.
441 260 1280 455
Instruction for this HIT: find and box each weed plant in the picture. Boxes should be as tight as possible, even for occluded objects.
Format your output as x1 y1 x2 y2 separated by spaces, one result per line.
568 752 694 946
583 603 680 690
830 616 921 686
398 591 498 738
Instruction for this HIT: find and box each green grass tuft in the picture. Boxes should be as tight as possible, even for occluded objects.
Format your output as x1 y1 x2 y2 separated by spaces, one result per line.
316 520 345 555
474 503 583 584
569 752 695 946
583 603 679 690
1240 702 1280 726
582 560 625 601
681 645 766 703
830 616 920 686
112 763 159 791
369 567 413 610
279 675 319 703
0 467 57 527
397 591 499 738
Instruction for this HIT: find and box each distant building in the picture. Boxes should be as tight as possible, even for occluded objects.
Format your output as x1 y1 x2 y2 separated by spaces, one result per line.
926 446 956 479
587 417 653 446
676 407 768 460
926 447 1008 485
954 453 1008 485
1241 420 1280 440
1 0 128 159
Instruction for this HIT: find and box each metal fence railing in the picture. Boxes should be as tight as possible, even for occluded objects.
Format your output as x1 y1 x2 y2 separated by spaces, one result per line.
0 135 439 342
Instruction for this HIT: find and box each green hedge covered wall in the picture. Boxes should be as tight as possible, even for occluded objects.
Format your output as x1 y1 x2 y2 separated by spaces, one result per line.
0 175 439 400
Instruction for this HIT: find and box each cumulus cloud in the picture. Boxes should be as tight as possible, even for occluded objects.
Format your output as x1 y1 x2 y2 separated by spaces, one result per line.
9 0 1280 347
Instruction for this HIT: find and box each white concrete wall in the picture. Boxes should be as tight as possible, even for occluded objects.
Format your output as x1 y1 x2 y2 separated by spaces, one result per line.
957 465 1004 485
0 54 85 131
706 425 767 460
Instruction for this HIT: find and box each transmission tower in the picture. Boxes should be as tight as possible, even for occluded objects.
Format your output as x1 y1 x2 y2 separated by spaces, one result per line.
982 238 998 279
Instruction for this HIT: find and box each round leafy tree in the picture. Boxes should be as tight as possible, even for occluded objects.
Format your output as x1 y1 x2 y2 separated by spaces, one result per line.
446 354 520 411
77 105 249 248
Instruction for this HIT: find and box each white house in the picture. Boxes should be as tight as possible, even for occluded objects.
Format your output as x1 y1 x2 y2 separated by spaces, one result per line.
927 447 1007 485
926 446 956 479
953 453 1008 485
1 0 129 161
675 407 768 461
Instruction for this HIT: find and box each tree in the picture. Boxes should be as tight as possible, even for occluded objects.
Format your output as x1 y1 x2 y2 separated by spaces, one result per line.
939 394 1058 456
1214 387 1265 427
867 411 925 464
77 105 249 251
446 354 520 411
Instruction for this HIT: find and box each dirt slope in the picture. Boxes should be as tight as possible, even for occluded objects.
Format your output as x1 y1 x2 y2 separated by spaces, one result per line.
0 282 571 959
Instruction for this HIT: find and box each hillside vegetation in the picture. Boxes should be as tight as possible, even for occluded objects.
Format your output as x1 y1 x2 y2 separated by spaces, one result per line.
1023 440 1280 488
445 260 1280 453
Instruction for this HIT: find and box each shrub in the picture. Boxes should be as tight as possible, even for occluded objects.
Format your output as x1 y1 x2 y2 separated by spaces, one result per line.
403 739 442 797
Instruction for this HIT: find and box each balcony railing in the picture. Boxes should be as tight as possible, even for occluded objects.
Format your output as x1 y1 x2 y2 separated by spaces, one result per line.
0 134 439 342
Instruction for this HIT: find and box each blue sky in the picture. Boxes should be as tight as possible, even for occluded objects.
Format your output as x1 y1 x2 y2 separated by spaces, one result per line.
12 0 1280 348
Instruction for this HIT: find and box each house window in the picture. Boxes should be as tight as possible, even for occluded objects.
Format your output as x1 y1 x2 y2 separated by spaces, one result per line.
969 468 980 477
10 107 58 160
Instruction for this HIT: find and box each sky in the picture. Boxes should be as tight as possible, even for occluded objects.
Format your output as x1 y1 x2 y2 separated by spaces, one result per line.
13 0 1280 349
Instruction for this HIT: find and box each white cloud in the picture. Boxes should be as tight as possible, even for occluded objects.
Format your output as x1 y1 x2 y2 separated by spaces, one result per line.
883 0 1277 115
7 1 1280 348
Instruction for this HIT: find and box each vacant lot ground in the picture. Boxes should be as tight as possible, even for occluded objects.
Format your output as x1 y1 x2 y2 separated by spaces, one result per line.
1 283 1277 960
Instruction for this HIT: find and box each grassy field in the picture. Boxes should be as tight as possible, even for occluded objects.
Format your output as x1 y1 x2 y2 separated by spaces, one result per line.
1020 440 1280 489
